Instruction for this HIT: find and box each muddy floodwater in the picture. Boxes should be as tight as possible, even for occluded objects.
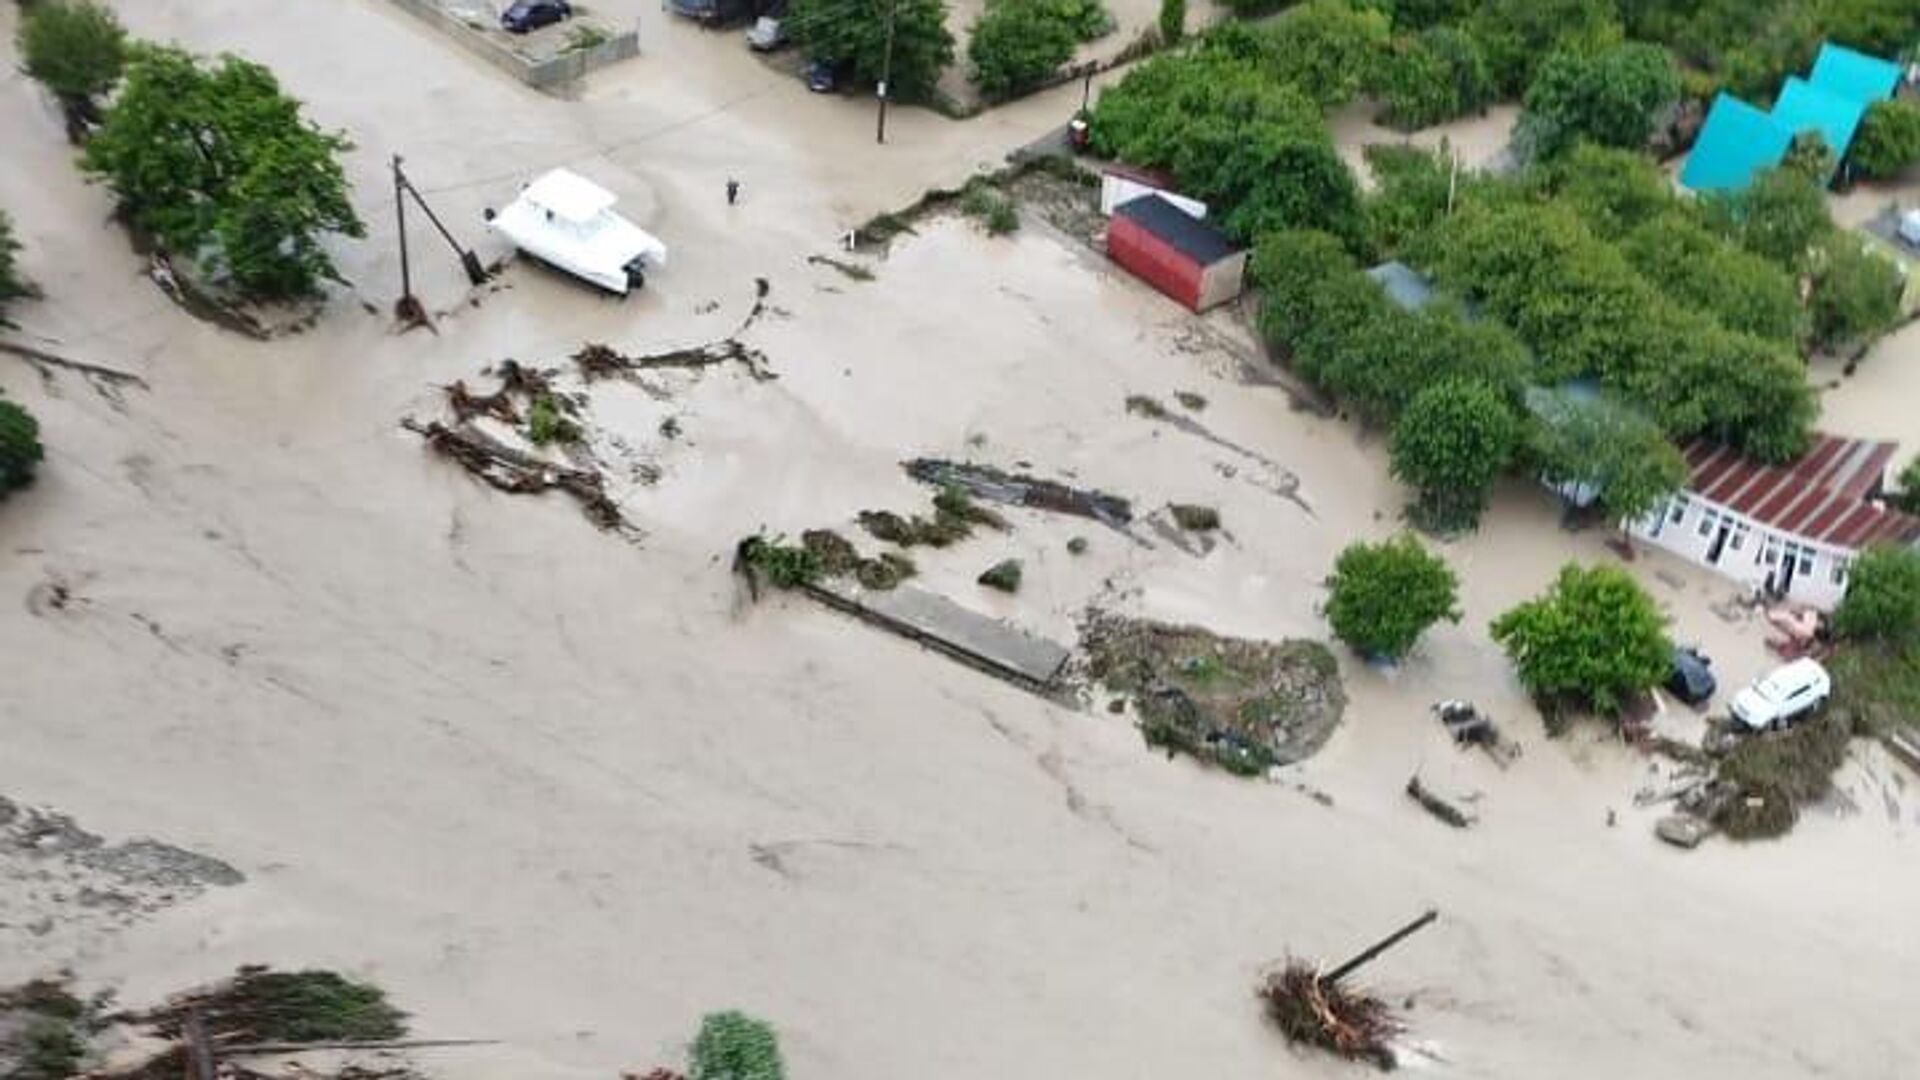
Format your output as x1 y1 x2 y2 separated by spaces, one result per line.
3 3 1918 1079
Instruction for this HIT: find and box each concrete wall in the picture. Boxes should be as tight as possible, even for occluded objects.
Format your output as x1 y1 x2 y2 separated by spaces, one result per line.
1630 493 1854 610
383 0 638 91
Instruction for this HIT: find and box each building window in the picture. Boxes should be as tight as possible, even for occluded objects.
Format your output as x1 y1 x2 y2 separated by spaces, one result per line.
1697 509 1719 538
1668 497 1689 524
1763 541 1779 566
1730 526 1746 551
1798 550 1814 574
1832 559 1850 586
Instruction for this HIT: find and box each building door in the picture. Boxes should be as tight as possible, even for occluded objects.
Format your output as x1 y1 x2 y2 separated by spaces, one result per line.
1779 541 1800 594
1706 521 1732 565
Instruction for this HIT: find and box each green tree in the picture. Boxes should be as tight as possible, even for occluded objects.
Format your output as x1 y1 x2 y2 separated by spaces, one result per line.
1379 0 1475 31
1519 43 1680 160
0 210 30 321
1157 0 1184 46
1533 142 1674 239
1323 533 1461 659
1263 0 1393 108
1832 545 1920 644
968 0 1077 99
0 396 44 498
1468 0 1622 97
1851 98 1920 181
1818 0 1920 56
1893 457 1920 514
1390 377 1521 531
789 0 955 101
15 0 126 123
1704 165 1833 270
1526 391 1686 523
689 1011 784 1080
81 45 364 301
1621 214 1805 344
1338 303 1531 424
1490 563 1672 716
1807 235 1903 349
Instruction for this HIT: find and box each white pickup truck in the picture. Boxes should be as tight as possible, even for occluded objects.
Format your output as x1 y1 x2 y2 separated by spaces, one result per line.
485 169 667 295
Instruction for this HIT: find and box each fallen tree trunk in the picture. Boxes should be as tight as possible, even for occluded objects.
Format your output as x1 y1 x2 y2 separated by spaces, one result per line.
1406 775 1472 828
0 340 149 388
402 418 636 537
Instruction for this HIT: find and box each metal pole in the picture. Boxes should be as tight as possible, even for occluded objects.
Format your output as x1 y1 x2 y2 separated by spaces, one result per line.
398 166 488 285
1081 65 1093 112
876 0 897 145
393 154 413 306
1323 909 1438 986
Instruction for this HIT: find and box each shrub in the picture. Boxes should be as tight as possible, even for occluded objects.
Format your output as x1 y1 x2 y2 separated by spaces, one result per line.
1832 545 1920 645
1468 0 1622 97
217 969 407 1043
1490 563 1671 717
1261 0 1393 108
1389 378 1520 532
1702 165 1833 271
526 392 582 446
1896 457 1920 515
1046 0 1114 41
15 0 126 119
968 0 1078 99
957 179 1019 234
689 1011 784 1080
1377 26 1492 131
81 45 364 300
1851 98 1920 181
1323 533 1460 660
1620 213 1805 345
738 535 823 589
0 397 45 498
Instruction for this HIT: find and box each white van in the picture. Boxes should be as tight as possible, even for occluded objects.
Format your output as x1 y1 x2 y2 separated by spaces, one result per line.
1728 658 1832 732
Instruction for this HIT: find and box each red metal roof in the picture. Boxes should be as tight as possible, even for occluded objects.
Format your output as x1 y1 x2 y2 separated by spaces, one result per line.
1681 435 1920 550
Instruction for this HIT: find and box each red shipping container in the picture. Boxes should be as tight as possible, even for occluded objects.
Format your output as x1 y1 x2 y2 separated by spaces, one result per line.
1106 194 1246 313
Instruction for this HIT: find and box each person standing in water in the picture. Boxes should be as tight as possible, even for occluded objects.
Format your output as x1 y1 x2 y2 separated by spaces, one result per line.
726 178 740 206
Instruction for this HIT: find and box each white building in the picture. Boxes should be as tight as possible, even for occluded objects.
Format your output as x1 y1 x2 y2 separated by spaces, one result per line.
1632 435 1920 610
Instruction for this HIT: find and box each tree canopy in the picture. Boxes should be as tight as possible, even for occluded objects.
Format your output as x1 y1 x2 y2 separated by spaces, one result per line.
1490 563 1672 716
1703 166 1832 271
1519 43 1679 160
1832 546 1920 645
1807 236 1904 350
1852 98 1920 181
1526 391 1686 523
81 45 364 301
789 0 955 101
1390 378 1521 532
1467 0 1622 97
0 211 29 320
1323 533 1461 660
967 0 1078 99
15 0 126 116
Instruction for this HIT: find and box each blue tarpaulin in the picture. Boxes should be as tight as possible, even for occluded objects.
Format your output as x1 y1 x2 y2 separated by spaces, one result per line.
1680 94 1793 192
1771 77 1868 170
1808 42 1902 104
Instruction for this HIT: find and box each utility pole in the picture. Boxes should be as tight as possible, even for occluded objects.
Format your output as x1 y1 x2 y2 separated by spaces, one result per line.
876 0 898 145
391 154 490 326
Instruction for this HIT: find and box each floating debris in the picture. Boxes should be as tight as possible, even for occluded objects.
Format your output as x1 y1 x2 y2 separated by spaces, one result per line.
977 559 1022 593
904 458 1132 530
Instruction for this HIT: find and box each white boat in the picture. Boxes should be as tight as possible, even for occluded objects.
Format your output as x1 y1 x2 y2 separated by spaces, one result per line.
485 169 668 295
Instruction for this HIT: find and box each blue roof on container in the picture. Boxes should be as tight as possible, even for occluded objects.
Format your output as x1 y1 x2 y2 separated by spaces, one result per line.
1771 77 1868 168
1808 42 1902 104
1680 94 1795 192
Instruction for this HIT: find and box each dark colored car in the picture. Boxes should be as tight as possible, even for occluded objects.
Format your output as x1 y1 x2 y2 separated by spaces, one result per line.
805 58 840 93
501 0 571 33
670 0 759 25
1666 646 1717 706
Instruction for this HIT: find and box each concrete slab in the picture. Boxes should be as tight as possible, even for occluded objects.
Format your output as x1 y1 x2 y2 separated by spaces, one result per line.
807 579 1071 690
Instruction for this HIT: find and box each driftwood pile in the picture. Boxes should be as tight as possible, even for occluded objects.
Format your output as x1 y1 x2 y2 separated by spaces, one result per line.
1261 964 1401 1071
402 417 630 534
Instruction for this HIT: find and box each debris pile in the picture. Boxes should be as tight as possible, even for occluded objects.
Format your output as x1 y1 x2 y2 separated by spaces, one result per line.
1405 775 1473 828
403 417 631 535
905 458 1132 530
1079 613 1346 774
1432 700 1522 768
1260 964 1401 1071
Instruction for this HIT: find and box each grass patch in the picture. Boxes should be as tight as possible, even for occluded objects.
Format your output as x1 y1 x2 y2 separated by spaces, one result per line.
1827 641 1920 738
192 969 405 1043
563 25 611 53
737 534 823 590
526 391 582 446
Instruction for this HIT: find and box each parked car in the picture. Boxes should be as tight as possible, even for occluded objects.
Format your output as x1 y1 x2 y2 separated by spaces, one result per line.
1665 647 1716 707
669 0 757 26
1728 657 1831 732
746 16 786 50
500 0 571 33
483 168 668 295
1899 208 1920 248
805 58 841 93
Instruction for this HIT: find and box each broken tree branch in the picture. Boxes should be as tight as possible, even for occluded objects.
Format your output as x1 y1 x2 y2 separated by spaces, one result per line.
0 340 149 388
220 1037 500 1055
1323 908 1439 986
1405 776 1473 829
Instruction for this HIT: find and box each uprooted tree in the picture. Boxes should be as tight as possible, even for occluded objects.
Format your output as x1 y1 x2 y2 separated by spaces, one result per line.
1490 562 1672 723
81 44 364 301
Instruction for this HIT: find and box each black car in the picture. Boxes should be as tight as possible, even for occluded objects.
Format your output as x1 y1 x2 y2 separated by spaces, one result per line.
501 0 571 33
1666 646 1717 706
805 58 840 93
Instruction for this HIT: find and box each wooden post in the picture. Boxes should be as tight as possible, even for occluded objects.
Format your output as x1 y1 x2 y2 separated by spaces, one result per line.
1323 909 1438 985
875 0 897 145
183 1011 216 1080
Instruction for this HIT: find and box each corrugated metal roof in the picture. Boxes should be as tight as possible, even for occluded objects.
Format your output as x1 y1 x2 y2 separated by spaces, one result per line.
1809 42 1902 105
1680 94 1794 192
1113 194 1240 265
1681 435 1920 550
1771 77 1867 166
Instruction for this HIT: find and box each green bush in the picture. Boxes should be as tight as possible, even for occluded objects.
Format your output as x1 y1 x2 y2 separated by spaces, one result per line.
968 0 1078 99
1389 378 1521 532
1896 457 1920 515
1378 26 1493 131
1490 563 1671 717
689 1011 784 1080
1851 97 1920 180
82 45 364 301
1323 533 1460 660
1046 0 1114 40
1832 545 1920 645
15 0 126 117
1620 213 1805 345
526 392 583 446
1468 0 1622 97
220 969 407 1043
0 210 29 318
1702 165 1833 271
0 397 44 498
1261 0 1392 108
